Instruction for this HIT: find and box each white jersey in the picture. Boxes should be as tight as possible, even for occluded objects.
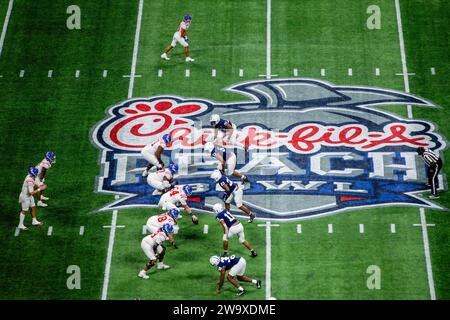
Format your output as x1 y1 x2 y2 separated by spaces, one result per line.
149 168 172 183
176 21 189 35
142 137 167 155
19 175 35 199
147 213 175 229
35 158 52 179
159 186 188 208
142 230 169 246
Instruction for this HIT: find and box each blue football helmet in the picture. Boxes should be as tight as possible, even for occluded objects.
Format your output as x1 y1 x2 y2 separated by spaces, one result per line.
162 134 172 145
168 208 180 220
28 166 39 177
183 184 193 196
45 151 56 164
162 223 174 236
168 162 178 174
183 14 192 23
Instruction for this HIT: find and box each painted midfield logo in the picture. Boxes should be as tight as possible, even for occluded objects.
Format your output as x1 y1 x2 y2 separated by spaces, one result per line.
92 79 446 220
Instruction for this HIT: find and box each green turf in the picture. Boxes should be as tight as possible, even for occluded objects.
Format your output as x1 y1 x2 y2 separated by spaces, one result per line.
0 0 448 300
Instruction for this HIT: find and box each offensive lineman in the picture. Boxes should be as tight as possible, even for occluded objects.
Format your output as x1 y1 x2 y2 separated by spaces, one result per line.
35 151 56 207
211 170 255 223
146 208 180 238
147 162 178 195
213 203 257 258
204 142 248 184
210 254 261 296
161 14 195 62
158 184 199 224
139 224 176 279
18 167 45 230
141 134 172 177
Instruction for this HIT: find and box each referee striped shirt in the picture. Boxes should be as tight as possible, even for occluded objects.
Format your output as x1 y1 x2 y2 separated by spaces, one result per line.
421 148 439 167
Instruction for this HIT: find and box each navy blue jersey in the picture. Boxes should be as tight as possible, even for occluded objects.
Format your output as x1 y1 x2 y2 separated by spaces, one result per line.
215 119 233 132
217 255 241 271
217 175 237 194
216 209 238 228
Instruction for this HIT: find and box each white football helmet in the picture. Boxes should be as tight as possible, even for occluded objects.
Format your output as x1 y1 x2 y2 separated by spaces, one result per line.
210 170 222 181
209 255 220 266
210 114 220 126
204 142 214 153
213 203 224 214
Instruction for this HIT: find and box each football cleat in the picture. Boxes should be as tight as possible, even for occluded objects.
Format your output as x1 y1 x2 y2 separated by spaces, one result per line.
429 194 440 199
242 175 249 184
18 225 29 231
161 53 170 60
157 263 170 270
236 289 247 296
250 250 257 258
37 201 48 207
40 195 49 201
247 213 256 223
256 280 262 289
32 220 43 226
142 169 149 177
138 270 149 279
186 57 195 62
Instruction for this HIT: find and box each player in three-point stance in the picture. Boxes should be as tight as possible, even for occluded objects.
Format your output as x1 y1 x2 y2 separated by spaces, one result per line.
213 203 257 258
158 184 199 224
209 254 261 296
204 142 248 184
17 167 45 230
146 208 180 238
139 224 176 279
417 147 444 199
147 162 178 195
210 170 255 223
161 14 195 62
141 134 172 177
34 151 56 207
209 114 246 149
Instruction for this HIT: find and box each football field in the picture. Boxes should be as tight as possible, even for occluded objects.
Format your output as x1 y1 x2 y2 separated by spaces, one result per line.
0 0 449 300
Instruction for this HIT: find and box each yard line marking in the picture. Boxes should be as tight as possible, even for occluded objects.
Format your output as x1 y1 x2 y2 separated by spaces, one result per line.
375 68 380 76
127 0 144 99
0 0 14 59
185 69 190 77
413 223 435 227
293 68 298 77
212 69 216 77
14 227 20 237
430 67 435 75
390 224 396 233
359 224 365 234
239 69 244 77
203 224 209 234
320 68 326 77
102 210 118 300
19 70 24 77
158 69 163 77
123 74 142 78
79 226 85 236
296 224 302 233
47 226 53 236
103 225 125 228
395 72 415 76
75 70 80 78
419 208 436 300
258 74 278 77
258 221 279 300
266 0 271 79
142 225 147 234
328 224 333 234
103 70 108 78
394 0 412 118
48 70 53 78
348 68 353 76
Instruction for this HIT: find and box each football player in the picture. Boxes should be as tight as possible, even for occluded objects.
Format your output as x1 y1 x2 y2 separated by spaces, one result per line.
204 142 248 184
35 151 56 207
210 254 261 296
161 14 195 62
209 114 246 149
211 170 255 223
141 134 172 177
18 167 45 230
213 203 257 257
147 162 178 195
139 224 176 279
158 184 199 224
146 208 180 238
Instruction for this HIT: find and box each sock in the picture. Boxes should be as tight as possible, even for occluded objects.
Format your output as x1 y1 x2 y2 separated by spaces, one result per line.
238 286 244 291
252 279 257 284
19 213 25 226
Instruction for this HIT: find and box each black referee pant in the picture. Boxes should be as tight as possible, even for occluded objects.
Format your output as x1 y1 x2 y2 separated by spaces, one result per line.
428 158 443 196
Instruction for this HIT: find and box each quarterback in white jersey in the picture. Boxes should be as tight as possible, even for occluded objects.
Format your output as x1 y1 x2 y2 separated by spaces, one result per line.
141 134 172 177
158 184 199 224
161 14 195 62
146 208 180 235
35 151 56 207
147 163 178 195
138 224 176 279
17 167 45 230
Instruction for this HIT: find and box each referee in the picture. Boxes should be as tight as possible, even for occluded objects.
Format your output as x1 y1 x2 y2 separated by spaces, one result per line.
417 147 443 199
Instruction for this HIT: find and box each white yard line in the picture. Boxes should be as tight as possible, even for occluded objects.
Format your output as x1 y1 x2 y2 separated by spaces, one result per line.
293 68 298 77
212 69 216 77
47 226 53 236
430 67 435 75
239 69 244 77
103 70 108 78
142 225 147 235
390 224 396 233
320 68 326 77
203 224 209 234
75 70 80 78
359 224 365 234
258 222 279 300
375 68 380 76
348 68 353 76
185 69 190 77
419 208 436 300
395 0 436 300
296 224 302 233
19 69 24 77
127 0 144 99
328 223 333 234
79 226 85 236
101 210 118 300
0 0 13 59
266 0 271 79
48 70 53 78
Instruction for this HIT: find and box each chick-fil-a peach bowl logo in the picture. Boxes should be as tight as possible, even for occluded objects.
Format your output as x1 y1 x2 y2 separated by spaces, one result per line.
92 79 446 221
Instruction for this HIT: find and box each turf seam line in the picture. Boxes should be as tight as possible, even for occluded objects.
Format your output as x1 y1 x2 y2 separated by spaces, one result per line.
0 0 13 59
419 208 436 300
127 0 144 98
266 0 271 79
102 210 118 300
